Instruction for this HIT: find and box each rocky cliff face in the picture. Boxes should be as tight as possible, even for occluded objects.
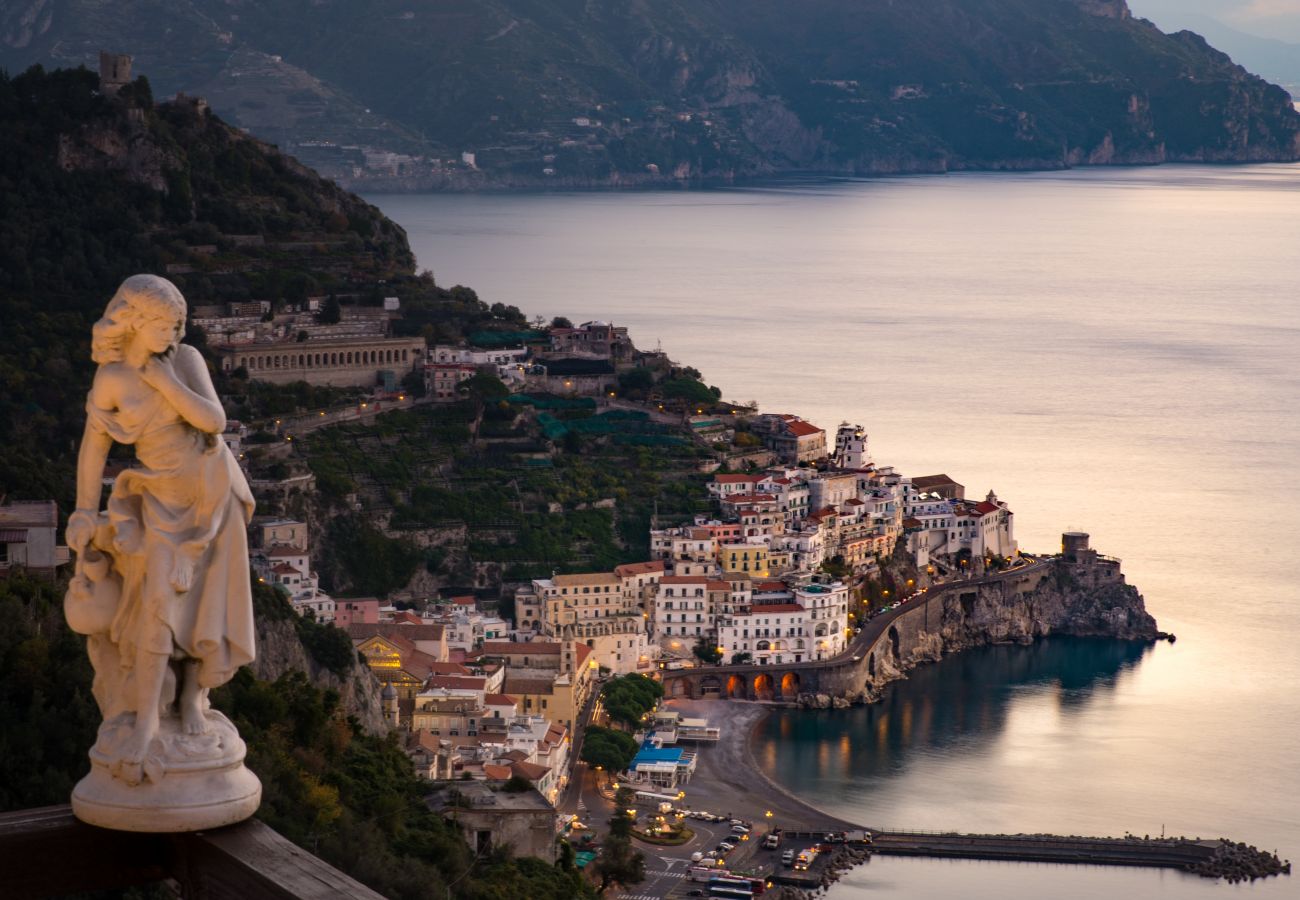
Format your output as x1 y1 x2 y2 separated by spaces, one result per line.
936 565 1161 651
253 617 387 735
802 559 1163 710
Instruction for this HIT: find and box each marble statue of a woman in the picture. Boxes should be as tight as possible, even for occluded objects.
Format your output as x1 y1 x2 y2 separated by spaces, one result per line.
64 274 261 831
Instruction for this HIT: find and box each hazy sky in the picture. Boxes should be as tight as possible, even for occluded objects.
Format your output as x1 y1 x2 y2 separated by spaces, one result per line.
1131 0 1300 42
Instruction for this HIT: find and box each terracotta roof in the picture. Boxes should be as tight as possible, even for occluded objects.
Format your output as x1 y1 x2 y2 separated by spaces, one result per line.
845 499 864 506
503 677 556 696
483 764 512 780
410 730 443 753
614 561 666 577
502 749 529 762
707 580 733 591
552 572 620 587
481 640 561 655
974 501 1002 515
265 543 306 557
271 563 300 575
348 623 445 643
484 693 517 706
402 649 452 680
427 662 473 676
753 581 789 592
714 474 763 484
510 760 551 781
426 676 486 691
912 474 962 490
575 643 592 667
355 630 416 655
785 420 824 437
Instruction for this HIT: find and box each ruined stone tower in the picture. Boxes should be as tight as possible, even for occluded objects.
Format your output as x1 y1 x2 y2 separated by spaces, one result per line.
98 51 133 97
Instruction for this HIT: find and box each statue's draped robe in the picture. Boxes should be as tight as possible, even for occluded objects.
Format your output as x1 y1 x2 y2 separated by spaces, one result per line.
87 389 255 693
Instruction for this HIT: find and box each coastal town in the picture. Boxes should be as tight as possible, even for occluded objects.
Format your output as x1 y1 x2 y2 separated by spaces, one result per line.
11 298 1247 899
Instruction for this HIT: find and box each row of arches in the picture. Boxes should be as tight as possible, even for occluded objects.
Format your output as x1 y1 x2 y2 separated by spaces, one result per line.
233 347 412 372
681 671 802 701
663 622 908 702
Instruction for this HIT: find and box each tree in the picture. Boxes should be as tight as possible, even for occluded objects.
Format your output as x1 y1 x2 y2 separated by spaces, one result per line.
557 839 577 873
551 316 573 329
660 377 715 406
502 774 534 793
580 726 639 772
459 373 509 403
596 788 645 893
594 833 645 894
601 674 664 728
320 294 341 324
617 367 655 394
693 637 723 665
731 652 753 666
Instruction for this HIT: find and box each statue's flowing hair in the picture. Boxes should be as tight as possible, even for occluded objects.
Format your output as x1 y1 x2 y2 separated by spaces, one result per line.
91 275 188 364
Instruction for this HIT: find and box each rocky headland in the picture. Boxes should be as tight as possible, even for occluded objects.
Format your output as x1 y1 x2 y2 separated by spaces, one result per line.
793 552 1167 711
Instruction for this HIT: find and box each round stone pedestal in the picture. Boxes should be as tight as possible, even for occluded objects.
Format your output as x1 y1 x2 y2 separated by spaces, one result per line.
72 710 261 832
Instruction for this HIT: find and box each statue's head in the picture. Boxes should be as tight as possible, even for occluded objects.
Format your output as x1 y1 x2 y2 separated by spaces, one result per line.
92 275 188 364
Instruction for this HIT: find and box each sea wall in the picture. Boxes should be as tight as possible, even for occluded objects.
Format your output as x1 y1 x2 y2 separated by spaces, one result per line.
809 556 1161 706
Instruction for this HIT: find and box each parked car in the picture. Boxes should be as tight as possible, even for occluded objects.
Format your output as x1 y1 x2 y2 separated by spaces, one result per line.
762 833 780 849
731 824 750 836
781 850 795 867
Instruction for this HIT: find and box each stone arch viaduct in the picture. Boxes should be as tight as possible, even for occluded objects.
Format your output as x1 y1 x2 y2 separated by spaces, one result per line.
659 561 1053 702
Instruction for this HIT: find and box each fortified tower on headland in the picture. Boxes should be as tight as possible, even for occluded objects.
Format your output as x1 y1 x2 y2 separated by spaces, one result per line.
98 51 132 97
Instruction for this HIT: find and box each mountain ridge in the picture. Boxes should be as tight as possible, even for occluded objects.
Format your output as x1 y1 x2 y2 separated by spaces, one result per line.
3 0 1298 188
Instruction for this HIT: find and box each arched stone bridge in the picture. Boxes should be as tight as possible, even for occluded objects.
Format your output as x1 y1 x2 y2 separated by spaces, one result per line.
658 561 1055 702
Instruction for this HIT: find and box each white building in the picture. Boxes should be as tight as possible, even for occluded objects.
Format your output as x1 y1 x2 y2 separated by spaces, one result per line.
834 423 872 470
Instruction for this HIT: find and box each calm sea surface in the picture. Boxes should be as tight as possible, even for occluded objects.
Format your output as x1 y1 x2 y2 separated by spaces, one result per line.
367 165 1300 898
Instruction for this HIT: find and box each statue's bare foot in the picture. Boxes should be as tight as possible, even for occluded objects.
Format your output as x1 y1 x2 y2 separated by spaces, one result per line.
181 695 208 735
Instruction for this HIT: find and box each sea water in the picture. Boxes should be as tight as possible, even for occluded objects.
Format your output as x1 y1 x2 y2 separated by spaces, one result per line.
368 165 1300 897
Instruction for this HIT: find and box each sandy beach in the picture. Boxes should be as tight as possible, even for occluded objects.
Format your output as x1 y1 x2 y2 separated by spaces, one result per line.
665 698 864 832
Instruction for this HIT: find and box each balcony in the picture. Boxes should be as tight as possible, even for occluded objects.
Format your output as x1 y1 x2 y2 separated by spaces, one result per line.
3 805 384 899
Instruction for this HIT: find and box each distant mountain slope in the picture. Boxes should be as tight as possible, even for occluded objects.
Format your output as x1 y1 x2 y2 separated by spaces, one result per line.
1130 1 1300 90
3 0 1297 186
